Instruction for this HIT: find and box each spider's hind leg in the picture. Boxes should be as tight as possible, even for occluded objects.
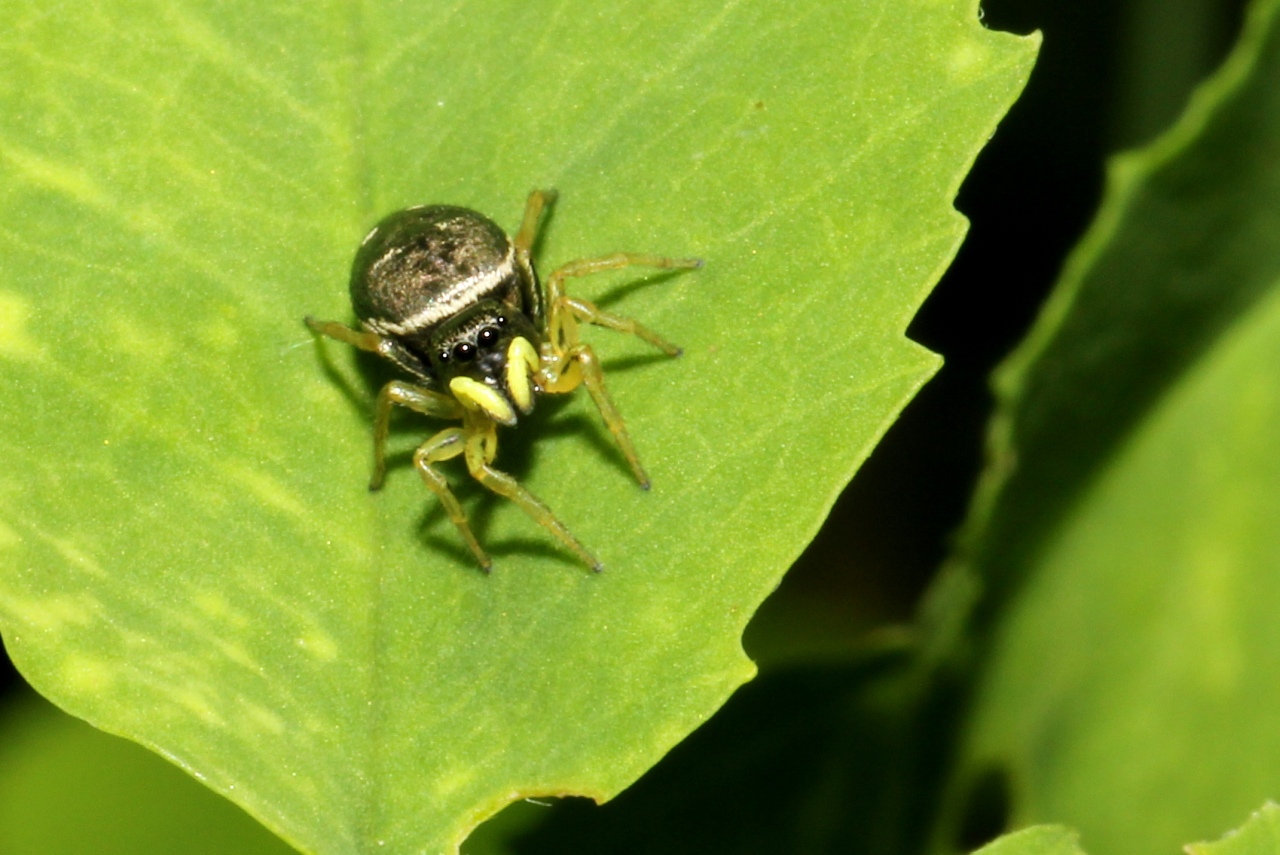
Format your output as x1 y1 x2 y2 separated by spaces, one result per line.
513 188 558 255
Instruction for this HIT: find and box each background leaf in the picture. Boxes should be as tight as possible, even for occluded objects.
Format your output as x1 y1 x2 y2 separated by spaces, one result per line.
1187 804 1280 855
935 1 1280 853
972 826 1084 855
965 804 1280 855
0 689 294 855
0 1 1035 852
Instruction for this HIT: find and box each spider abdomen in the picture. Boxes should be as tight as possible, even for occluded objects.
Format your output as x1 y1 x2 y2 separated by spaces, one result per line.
351 205 527 340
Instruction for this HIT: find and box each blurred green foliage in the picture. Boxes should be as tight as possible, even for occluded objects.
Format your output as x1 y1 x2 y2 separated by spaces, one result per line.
942 2 1280 854
0 692 293 855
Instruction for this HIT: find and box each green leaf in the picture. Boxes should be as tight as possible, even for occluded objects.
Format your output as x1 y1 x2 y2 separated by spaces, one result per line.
1187 804 1280 855
972 827 1085 855
0 690 294 855
0 1 1035 852
963 807 1280 855
937 1 1280 853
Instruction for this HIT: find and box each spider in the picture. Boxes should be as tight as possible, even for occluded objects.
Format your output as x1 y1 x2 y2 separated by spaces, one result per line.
306 189 701 572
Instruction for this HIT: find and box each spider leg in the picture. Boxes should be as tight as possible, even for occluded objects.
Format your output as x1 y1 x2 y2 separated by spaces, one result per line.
543 253 701 352
463 415 603 572
513 188 558 254
370 380 465 490
562 296 681 356
536 253 699 488
511 190 559 327
541 344 651 489
413 426 492 572
305 316 430 380
305 317 383 352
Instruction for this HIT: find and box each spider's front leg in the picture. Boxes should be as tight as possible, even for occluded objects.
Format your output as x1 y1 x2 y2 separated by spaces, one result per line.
538 253 701 489
540 342 652 489
412 424 492 572
542 254 700 353
370 380 464 490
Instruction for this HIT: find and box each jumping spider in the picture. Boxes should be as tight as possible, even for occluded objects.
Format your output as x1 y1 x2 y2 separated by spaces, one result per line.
306 190 701 572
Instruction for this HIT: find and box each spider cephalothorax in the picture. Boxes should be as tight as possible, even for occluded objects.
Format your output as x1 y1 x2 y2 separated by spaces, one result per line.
306 190 700 572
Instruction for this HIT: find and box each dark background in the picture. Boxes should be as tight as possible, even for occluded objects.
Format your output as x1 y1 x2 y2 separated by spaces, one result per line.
743 0 1250 653
0 0 1253 851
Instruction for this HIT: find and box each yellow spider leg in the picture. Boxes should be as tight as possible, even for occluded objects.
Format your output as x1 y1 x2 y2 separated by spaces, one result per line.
370 380 464 490
543 254 701 353
562 296 682 356
564 344 652 489
413 426 492 572
463 415 603 572
513 189 558 255
305 316 401 363
536 254 697 489
305 317 382 351
538 352 582 394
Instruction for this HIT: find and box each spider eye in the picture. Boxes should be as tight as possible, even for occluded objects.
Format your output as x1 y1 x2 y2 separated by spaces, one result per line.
477 326 499 348
438 349 450 363
452 342 476 362
496 315 507 326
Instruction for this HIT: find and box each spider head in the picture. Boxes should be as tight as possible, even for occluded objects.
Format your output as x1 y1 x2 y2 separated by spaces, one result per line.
426 300 542 425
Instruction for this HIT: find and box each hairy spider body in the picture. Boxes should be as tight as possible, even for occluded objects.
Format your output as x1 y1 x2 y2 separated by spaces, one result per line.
306 190 700 572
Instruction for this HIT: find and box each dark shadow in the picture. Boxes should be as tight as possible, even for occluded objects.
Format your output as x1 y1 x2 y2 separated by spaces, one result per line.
508 653 939 855
599 352 678 374
0 636 17 699
588 268 696 312
952 765 1013 852
305 328 376 420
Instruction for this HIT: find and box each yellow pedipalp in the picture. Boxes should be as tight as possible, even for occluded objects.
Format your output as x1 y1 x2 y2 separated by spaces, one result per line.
449 376 516 426
505 336 540 413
